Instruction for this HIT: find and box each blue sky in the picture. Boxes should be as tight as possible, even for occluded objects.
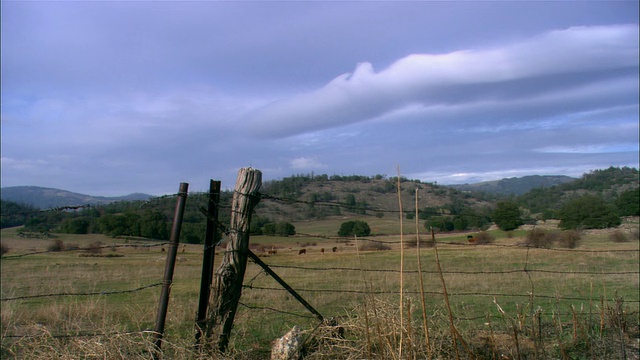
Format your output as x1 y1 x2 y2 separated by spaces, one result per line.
2 1 638 196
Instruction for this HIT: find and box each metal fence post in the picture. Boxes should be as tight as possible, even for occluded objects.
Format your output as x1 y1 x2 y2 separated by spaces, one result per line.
153 182 188 357
195 180 221 346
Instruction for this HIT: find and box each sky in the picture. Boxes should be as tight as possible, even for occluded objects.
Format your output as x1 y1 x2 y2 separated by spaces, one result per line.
1 1 639 196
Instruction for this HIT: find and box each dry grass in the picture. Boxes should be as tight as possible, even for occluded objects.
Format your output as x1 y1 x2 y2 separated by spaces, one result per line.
1 220 638 359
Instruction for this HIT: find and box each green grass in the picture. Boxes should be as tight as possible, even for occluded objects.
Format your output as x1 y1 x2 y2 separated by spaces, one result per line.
1 223 638 358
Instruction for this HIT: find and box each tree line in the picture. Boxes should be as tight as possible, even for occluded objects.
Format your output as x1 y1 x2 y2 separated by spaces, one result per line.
1 167 638 240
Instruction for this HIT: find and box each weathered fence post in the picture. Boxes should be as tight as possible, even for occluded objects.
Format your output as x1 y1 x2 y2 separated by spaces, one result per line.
153 182 189 357
206 168 261 352
195 180 221 346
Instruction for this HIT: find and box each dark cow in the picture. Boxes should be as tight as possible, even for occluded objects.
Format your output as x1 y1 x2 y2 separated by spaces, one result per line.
332 247 338 253
298 249 306 255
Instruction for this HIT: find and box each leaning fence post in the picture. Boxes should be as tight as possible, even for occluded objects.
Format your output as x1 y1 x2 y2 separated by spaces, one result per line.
206 168 261 352
195 180 221 346
153 182 188 357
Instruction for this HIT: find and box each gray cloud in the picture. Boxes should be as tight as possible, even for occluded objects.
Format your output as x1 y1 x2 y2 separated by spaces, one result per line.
1 2 638 195
247 25 638 138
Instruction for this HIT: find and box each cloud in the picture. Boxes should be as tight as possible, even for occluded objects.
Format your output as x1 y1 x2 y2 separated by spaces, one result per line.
247 24 638 137
535 144 639 154
290 157 327 170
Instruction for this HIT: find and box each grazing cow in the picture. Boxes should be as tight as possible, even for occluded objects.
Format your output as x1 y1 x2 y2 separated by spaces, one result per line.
268 246 277 255
332 247 338 253
467 235 477 244
298 249 306 255
161 247 166 252
320 248 325 255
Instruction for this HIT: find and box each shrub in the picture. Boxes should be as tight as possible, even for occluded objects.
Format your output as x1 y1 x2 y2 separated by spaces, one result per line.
47 239 65 252
557 230 582 249
85 241 103 254
474 231 495 244
65 243 80 251
609 230 628 243
404 236 435 248
358 241 391 251
525 229 554 248
1 243 9 257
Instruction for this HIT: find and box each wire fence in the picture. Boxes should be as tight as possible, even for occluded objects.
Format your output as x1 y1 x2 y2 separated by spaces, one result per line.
1 188 639 349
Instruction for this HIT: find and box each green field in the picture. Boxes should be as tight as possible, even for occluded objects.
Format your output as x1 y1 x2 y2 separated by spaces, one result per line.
1 220 638 359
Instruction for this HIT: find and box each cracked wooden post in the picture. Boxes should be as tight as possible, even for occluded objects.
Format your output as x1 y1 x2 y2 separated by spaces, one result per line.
206 168 261 352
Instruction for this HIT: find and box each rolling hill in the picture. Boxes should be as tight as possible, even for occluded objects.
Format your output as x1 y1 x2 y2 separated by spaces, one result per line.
0 186 153 209
450 175 576 195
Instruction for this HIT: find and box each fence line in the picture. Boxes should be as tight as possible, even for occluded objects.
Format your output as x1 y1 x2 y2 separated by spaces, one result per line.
0 204 95 218
240 284 640 303
0 282 163 302
2 241 170 259
1 330 159 339
264 263 639 276
238 298 640 322
3 187 638 355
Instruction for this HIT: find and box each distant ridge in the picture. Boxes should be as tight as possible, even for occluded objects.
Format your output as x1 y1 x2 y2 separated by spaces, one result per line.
450 175 576 196
0 186 153 209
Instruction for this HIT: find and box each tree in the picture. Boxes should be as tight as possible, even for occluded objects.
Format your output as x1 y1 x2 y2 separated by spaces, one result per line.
338 220 371 237
492 201 523 231
275 222 296 236
58 217 91 234
558 194 621 229
345 194 357 211
424 216 454 232
262 222 296 236
181 222 205 244
615 188 640 216
139 211 169 240
0 200 38 229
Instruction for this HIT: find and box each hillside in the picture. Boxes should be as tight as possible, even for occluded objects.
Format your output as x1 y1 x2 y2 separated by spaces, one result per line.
516 167 639 214
2 167 637 236
0 186 152 209
451 175 575 196
256 175 491 222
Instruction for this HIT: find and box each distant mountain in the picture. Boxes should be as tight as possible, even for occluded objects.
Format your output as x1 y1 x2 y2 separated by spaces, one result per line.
0 186 153 209
450 175 576 196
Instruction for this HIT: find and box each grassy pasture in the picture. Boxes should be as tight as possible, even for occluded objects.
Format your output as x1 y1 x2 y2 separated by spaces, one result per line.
1 220 638 359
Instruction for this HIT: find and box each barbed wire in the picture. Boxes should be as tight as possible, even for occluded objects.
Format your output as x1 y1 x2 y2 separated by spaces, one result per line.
1 329 157 339
242 285 640 303
290 232 639 253
2 241 170 259
0 204 95 218
265 263 639 276
1 282 162 302
238 301 316 319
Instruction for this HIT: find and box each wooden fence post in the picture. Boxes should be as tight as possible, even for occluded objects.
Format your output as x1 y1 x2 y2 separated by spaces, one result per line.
206 168 261 352
153 182 188 357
